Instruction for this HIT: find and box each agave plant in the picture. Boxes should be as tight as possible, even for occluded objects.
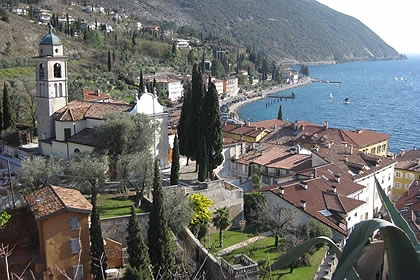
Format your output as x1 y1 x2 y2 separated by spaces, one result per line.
269 176 420 280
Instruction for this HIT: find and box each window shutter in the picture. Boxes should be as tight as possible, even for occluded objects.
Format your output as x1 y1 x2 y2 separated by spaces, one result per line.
72 265 83 280
71 238 80 253
70 217 80 230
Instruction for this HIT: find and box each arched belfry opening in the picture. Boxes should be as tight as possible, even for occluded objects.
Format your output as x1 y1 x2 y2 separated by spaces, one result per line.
54 63 62 78
39 63 45 80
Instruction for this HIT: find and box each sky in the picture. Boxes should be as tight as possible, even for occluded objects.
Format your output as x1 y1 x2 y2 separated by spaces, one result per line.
317 0 420 54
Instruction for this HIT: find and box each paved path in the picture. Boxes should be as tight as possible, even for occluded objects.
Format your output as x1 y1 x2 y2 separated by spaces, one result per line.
216 231 272 256
313 249 337 280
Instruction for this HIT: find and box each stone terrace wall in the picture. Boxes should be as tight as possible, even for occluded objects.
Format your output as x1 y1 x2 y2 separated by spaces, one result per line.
165 180 244 231
100 212 150 245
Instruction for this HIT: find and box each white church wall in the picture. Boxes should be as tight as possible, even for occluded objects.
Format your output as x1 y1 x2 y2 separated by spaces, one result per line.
68 143 94 157
51 140 68 157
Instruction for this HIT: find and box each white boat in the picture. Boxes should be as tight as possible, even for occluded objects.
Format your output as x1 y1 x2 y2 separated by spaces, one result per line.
329 93 333 100
401 76 404 81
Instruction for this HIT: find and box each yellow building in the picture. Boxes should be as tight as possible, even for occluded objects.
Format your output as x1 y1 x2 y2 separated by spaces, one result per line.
222 123 270 143
392 149 420 202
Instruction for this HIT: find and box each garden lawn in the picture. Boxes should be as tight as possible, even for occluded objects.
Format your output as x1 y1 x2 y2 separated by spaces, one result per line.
203 229 256 253
223 236 328 280
97 194 144 218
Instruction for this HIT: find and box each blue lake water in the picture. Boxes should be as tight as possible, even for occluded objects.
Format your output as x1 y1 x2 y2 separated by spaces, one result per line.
239 57 420 153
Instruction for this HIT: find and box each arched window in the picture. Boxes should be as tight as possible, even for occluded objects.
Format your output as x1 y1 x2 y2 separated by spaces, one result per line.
74 148 81 153
54 63 62 78
39 63 45 80
55 83 58 97
59 83 63 97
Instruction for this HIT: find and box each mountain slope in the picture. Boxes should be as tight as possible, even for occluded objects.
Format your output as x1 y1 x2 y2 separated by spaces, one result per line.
105 0 400 63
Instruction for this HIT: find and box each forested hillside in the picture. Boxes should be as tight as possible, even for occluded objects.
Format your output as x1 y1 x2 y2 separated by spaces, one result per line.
99 0 401 63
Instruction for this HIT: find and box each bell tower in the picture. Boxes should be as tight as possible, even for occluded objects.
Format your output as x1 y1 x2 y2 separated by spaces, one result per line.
34 25 68 140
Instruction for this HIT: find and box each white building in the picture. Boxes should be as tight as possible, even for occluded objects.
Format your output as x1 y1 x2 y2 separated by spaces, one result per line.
223 76 239 97
34 29 169 168
174 38 190 49
155 76 183 101
314 145 396 220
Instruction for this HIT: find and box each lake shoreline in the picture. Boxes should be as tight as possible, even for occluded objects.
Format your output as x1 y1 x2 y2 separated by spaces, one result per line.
230 77 312 122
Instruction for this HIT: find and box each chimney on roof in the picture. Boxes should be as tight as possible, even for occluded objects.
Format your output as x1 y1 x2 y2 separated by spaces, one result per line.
95 89 101 96
332 185 337 193
301 200 306 209
279 187 285 195
342 141 348 148
349 144 353 155
344 155 349 162
254 126 257 131
314 168 317 178
334 174 341 184
300 181 308 190
400 150 405 156
323 121 328 130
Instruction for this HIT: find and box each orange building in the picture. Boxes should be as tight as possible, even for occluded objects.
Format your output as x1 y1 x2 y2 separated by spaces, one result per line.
0 186 92 279
25 185 93 280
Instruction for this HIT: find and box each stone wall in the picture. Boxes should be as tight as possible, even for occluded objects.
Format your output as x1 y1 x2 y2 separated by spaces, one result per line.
165 179 244 232
178 227 226 279
100 212 150 245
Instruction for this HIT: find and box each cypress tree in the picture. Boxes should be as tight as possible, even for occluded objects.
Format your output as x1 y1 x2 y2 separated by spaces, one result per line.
277 105 283 120
198 136 208 182
170 134 180 185
185 64 204 164
201 80 224 172
139 70 144 92
90 196 107 279
148 159 174 278
107 50 112 72
0 85 3 131
126 206 150 278
201 51 206 72
3 82 14 130
177 82 191 163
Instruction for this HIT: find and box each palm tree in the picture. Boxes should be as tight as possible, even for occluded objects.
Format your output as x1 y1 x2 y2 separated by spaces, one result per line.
212 207 231 247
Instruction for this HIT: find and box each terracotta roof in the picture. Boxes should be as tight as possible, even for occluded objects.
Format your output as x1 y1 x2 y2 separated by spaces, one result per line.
292 122 390 148
54 100 133 121
314 144 396 180
395 180 420 241
83 88 110 101
396 149 420 172
25 185 92 220
395 180 420 212
297 163 365 196
259 176 365 236
222 123 270 139
67 128 96 146
249 119 286 130
235 144 311 171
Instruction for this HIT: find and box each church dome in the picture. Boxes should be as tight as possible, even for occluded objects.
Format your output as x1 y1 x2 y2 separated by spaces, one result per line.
40 31 62 46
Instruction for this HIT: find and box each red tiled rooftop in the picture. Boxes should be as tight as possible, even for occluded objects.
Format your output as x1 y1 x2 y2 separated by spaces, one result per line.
25 185 92 220
83 88 110 101
292 122 390 148
235 144 311 171
249 119 286 130
55 100 133 121
314 145 396 180
222 123 270 138
263 176 365 235
395 180 420 212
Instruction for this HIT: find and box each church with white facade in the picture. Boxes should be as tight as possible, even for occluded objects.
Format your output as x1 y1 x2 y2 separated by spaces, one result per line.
34 28 169 168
